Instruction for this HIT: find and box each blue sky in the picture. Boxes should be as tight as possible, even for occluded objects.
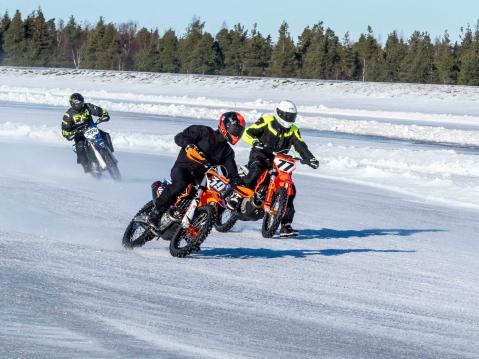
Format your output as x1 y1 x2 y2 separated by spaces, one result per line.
2 0 479 43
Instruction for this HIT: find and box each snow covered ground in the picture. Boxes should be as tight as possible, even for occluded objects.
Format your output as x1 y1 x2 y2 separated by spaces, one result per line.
1 67 479 358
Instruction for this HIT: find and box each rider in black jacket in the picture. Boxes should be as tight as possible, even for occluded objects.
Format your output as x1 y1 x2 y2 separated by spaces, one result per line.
148 112 246 227
62 93 110 172
239 100 319 237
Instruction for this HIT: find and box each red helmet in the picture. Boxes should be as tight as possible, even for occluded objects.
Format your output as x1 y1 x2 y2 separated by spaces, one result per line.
218 112 246 145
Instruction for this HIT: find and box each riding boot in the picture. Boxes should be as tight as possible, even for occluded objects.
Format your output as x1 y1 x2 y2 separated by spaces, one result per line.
280 223 299 237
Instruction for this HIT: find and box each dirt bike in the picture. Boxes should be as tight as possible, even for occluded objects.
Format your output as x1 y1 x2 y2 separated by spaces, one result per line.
215 150 305 238
70 118 121 181
122 164 231 257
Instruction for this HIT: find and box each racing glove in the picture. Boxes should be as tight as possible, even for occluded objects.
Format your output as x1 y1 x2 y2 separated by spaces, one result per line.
252 140 266 151
308 157 319 169
185 144 206 164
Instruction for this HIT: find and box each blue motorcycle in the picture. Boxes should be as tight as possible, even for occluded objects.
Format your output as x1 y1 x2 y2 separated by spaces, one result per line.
73 120 121 181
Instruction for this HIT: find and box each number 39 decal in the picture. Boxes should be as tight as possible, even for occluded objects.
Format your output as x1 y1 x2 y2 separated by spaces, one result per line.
274 157 296 173
208 176 228 193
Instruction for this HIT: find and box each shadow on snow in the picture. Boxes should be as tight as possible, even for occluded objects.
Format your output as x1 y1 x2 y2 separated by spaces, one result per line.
296 228 445 240
197 247 416 259
195 227 446 259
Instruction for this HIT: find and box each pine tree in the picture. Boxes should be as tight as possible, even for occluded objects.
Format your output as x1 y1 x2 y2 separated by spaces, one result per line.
339 32 359 80
375 31 407 82
300 24 341 79
3 10 25 65
296 25 313 77
0 11 11 64
354 26 380 81
434 31 458 84
56 16 84 68
158 29 180 73
133 28 160 71
323 28 341 79
80 17 120 70
98 23 120 69
80 18 103 68
299 22 326 78
270 21 298 77
213 26 227 72
179 18 206 73
191 32 216 74
458 23 479 85
243 24 272 76
24 9 56 66
400 31 436 83
217 24 247 75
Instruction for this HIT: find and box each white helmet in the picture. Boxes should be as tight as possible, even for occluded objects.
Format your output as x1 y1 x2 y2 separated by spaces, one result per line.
275 100 297 129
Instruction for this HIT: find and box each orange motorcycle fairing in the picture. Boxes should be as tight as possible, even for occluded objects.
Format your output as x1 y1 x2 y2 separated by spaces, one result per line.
174 184 193 205
254 170 269 193
199 189 224 208
235 185 255 198
206 169 230 184
263 155 296 211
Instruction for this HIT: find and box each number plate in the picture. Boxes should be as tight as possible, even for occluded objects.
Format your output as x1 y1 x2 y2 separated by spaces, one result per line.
84 127 99 139
274 157 296 173
208 176 229 194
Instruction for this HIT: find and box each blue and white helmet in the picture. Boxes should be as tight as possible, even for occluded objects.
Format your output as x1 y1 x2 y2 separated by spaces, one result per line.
275 100 297 129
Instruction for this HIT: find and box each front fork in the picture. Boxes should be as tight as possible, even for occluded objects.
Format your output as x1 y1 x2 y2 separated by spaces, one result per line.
264 173 277 212
181 176 207 228
264 176 290 214
89 142 108 170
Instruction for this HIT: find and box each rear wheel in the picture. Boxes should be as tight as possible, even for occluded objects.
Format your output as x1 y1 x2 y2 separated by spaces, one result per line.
169 205 216 258
214 207 238 233
123 201 156 248
261 188 288 238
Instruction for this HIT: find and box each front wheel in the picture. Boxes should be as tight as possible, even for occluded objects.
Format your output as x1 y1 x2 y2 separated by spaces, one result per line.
214 207 238 233
103 149 121 181
108 161 122 181
123 201 156 248
169 205 216 258
261 187 288 238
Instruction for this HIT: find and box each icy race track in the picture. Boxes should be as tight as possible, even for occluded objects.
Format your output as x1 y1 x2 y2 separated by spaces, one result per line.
1 67 479 358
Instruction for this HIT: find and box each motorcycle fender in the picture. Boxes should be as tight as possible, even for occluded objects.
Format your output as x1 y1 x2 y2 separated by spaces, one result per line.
199 190 223 208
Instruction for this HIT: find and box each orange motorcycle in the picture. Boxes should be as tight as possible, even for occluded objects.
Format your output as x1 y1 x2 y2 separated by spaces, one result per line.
123 164 232 257
215 150 305 238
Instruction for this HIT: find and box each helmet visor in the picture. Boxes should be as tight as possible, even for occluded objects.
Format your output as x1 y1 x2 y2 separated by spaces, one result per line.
229 124 245 138
277 109 297 123
71 99 84 112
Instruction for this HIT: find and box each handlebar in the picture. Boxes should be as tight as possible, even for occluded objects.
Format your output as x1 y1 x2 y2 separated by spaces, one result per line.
270 150 307 165
66 117 108 140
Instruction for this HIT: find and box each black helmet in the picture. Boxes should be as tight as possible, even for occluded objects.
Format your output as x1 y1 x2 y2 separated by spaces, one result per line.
218 111 246 145
69 93 84 112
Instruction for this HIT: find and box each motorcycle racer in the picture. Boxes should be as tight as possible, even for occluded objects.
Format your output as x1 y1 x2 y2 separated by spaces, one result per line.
61 93 111 173
233 100 319 237
148 112 246 229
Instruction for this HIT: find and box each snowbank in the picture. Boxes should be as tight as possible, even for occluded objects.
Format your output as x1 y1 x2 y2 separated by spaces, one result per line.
2 83 479 147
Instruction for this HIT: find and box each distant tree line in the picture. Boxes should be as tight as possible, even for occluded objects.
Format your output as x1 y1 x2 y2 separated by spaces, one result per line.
2 8 479 85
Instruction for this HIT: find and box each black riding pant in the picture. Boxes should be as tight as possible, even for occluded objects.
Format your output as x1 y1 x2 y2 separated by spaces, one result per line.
74 135 88 168
154 165 203 214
